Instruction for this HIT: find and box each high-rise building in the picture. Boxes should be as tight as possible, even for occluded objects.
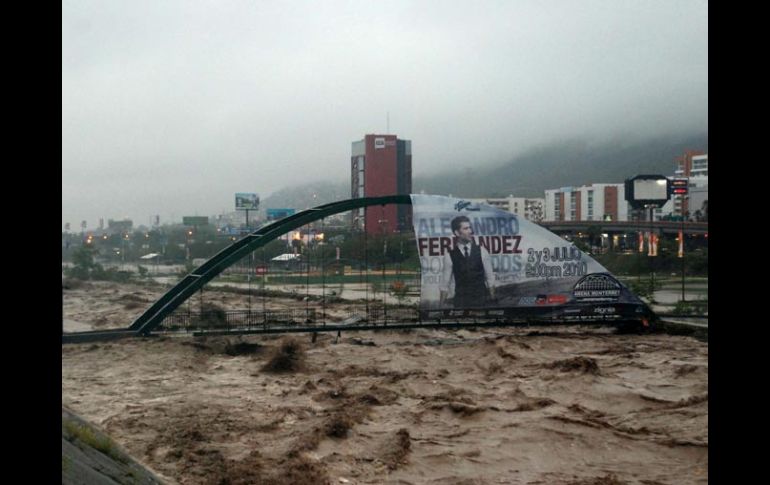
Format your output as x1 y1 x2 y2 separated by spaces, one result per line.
351 134 412 234
673 152 708 218
674 151 708 177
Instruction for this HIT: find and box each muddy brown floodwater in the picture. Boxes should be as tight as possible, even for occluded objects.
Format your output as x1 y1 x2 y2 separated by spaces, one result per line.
62 281 708 484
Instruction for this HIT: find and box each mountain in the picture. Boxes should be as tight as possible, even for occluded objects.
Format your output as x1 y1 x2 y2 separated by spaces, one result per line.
413 133 708 198
260 180 350 213
260 133 707 210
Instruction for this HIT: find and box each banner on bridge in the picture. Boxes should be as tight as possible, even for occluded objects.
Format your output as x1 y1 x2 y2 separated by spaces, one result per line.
410 195 648 321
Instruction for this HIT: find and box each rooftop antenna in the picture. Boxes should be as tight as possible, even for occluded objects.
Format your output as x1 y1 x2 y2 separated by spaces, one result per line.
386 111 390 134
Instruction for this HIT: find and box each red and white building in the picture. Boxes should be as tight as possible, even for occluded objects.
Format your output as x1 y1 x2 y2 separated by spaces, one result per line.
351 134 412 234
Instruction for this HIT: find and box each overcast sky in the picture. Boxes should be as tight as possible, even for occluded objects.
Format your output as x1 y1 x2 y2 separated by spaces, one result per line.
62 0 707 230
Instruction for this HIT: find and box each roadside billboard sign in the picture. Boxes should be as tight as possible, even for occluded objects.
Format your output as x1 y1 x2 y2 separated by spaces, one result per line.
235 193 259 210
183 216 209 226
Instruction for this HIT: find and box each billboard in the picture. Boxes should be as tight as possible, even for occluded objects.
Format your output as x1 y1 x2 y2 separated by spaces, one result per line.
411 195 648 321
633 179 668 200
108 219 133 233
183 216 209 226
266 208 296 221
624 175 670 209
235 193 259 210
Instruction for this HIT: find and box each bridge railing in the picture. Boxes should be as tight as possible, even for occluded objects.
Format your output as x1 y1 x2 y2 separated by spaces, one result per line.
155 304 644 335
158 306 424 333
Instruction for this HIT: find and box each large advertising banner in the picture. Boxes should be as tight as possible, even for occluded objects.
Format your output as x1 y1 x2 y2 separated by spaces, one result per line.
411 195 648 321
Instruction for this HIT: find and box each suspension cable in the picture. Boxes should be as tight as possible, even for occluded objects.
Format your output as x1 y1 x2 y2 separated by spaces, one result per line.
248 251 252 316
305 223 310 321
262 247 267 326
321 217 326 326
364 210 369 320
381 205 387 325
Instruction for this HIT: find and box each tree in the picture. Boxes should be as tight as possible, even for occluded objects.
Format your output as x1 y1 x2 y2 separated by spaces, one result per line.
66 246 103 280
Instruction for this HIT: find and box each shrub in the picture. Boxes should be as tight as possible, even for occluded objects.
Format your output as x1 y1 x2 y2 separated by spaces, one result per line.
262 338 306 373
65 246 103 280
193 303 228 328
390 281 409 303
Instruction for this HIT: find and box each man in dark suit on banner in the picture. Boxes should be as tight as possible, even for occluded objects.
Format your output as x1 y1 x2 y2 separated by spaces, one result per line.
440 215 495 308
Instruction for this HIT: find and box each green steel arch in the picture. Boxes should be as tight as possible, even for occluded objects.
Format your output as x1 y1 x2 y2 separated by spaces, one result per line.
130 195 412 335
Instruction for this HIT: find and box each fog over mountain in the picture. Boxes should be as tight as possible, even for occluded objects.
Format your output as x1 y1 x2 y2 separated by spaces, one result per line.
63 1 706 228
260 132 707 212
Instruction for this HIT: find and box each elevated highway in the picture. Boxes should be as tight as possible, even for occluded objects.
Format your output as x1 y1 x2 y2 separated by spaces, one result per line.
541 220 708 235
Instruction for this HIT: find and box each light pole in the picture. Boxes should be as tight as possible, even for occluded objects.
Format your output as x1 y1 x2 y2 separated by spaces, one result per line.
648 205 655 298
186 229 193 266
680 218 685 302
122 233 128 271
680 198 689 302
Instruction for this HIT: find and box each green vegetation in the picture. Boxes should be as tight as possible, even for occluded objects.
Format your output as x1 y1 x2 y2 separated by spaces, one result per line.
591 247 707 277
64 246 134 283
627 278 663 304
63 419 128 464
136 265 149 278
672 297 708 315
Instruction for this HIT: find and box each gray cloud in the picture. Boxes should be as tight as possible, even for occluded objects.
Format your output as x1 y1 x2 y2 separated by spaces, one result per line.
62 0 707 229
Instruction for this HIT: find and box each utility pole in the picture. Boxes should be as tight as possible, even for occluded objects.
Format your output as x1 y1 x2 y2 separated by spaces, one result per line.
648 205 655 297
680 198 688 302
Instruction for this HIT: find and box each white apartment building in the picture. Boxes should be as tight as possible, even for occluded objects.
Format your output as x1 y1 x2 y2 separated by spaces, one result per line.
468 196 545 222
544 184 629 222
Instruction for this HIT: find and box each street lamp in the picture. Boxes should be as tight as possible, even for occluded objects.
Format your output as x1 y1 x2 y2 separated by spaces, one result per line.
184 230 193 263
122 233 129 270
680 196 689 303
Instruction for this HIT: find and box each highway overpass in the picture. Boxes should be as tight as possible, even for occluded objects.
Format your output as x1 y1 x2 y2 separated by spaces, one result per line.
541 220 708 235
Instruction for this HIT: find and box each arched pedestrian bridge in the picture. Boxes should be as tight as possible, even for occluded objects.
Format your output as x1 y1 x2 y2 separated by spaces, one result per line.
63 195 657 343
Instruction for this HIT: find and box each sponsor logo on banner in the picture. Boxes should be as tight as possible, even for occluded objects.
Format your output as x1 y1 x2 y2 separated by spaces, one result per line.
534 294 568 305
547 295 568 304
594 306 616 314
454 200 481 212
573 274 622 301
